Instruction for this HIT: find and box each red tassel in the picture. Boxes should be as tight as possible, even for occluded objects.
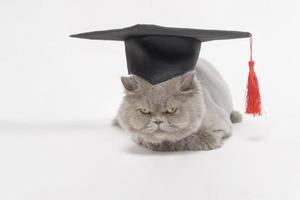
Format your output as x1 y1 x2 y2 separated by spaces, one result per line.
246 35 262 116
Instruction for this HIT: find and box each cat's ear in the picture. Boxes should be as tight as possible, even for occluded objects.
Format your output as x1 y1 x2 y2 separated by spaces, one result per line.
121 76 139 92
179 71 195 92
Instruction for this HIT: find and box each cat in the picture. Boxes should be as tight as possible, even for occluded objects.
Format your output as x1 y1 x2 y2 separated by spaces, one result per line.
116 58 242 151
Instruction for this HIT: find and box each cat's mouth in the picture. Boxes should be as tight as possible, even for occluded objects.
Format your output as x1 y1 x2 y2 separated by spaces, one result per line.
142 126 167 134
152 125 172 133
142 123 177 134
154 128 166 133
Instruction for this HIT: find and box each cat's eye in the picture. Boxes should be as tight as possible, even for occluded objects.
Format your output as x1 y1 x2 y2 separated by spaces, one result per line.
139 108 151 115
166 107 177 114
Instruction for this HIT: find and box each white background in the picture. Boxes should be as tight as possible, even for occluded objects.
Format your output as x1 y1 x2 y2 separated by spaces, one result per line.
0 0 300 199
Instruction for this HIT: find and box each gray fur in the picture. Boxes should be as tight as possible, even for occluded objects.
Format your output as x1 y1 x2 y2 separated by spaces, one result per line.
117 58 242 151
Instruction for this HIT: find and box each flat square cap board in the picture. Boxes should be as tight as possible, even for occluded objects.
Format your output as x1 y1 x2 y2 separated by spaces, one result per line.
70 24 250 42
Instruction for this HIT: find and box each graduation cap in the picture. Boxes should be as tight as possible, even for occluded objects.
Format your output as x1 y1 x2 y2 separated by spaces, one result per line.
70 24 261 115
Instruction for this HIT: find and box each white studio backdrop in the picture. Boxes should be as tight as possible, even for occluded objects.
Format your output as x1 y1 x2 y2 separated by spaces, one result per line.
0 0 300 200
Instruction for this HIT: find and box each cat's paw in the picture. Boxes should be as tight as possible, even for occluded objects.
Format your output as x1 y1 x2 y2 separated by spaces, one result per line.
143 141 177 151
196 131 223 151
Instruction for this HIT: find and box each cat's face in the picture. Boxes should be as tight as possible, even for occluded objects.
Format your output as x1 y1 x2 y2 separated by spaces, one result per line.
117 72 205 143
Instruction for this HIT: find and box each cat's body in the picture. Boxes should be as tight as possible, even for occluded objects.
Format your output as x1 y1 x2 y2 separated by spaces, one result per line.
117 58 242 151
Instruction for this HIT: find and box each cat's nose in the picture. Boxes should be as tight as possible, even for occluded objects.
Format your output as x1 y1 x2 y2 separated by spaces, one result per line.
153 120 163 125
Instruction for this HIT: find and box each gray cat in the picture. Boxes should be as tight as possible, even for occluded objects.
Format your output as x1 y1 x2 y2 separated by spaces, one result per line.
116 58 242 151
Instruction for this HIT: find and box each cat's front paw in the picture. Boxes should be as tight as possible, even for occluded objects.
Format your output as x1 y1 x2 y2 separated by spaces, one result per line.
196 131 223 151
142 141 178 151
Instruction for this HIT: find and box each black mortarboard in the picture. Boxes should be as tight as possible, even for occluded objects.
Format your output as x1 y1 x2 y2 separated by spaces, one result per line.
70 24 262 115
70 24 250 84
